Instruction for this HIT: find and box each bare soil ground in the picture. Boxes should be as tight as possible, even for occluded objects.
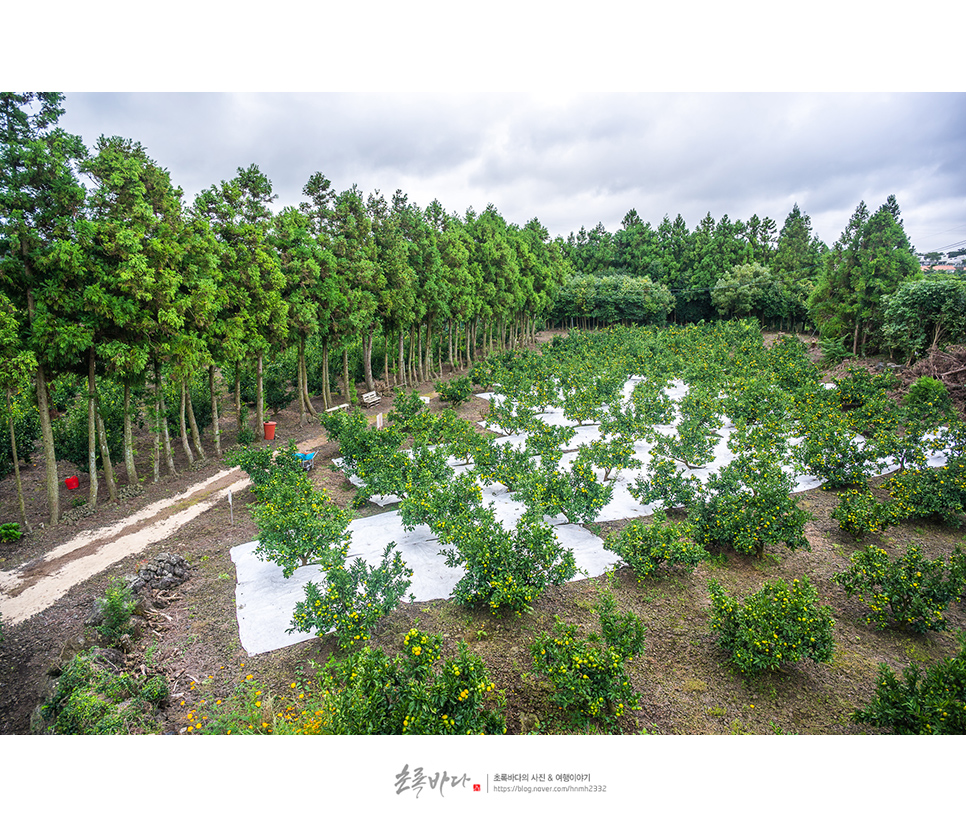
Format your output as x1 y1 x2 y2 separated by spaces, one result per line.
2 330 964 735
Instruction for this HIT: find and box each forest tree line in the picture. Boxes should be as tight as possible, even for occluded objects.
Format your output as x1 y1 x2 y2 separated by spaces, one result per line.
0 93 569 527
2 92 964 530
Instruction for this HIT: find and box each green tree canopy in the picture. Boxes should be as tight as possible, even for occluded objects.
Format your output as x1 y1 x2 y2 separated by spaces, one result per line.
809 196 919 354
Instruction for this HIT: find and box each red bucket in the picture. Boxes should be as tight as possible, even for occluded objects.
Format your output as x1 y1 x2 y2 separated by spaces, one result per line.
263 422 277 441
65 476 80 490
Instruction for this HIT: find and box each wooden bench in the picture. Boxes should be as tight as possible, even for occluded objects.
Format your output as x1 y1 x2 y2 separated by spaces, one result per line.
324 403 349 413
362 390 382 408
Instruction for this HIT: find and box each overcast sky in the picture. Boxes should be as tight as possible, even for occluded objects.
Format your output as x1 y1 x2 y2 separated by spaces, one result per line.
57 92 965 256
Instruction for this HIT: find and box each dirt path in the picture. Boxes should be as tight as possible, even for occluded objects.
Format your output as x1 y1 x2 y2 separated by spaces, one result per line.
0 434 324 627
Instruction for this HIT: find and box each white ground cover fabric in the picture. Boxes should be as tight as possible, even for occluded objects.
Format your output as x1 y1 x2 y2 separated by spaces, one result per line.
232 378 955 654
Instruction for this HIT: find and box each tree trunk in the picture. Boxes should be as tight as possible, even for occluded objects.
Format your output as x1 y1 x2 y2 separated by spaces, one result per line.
209 364 222 458
342 347 351 404
416 324 425 383
448 319 456 371
255 352 265 434
408 325 417 384
363 329 376 392
300 336 317 417
155 360 176 476
398 330 407 388
297 343 306 426
383 332 390 388
186 378 205 460
152 380 161 483
95 406 118 502
7 388 31 533
35 363 60 526
24 280 60 525
87 348 99 509
234 359 242 431
321 339 331 410
122 380 138 484
161 406 176 475
179 378 194 465
424 319 434 381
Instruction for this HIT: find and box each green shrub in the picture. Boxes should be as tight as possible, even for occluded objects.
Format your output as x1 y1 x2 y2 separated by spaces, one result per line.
263 358 296 415
628 379 675 426
486 391 537 436
629 457 702 511
225 440 306 499
596 589 648 660
832 543 966 634
689 452 811 559
352 438 423 502
517 458 614 525
399 473 484 533
298 628 507 734
321 407 406 484
39 651 162 734
387 388 428 434
288 543 414 652
577 435 641 482
853 632 966 734
444 509 578 614
468 357 497 391
708 576 835 674
834 367 897 411
795 406 874 489
96 577 137 645
52 376 128 471
250 471 352 578
903 376 955 427
177 675 280 735
767 335 820 392
523 422 576 472
237 406 256 445
440 416 495 466
531 592 645 727
140 675 170 706
723 376 792 426
831 488 895 539
885 458 966 526
435 375 472 407
818 336 852 369
0 386 40 479
0 522 23 543
645 387 723 471
604 510 706 581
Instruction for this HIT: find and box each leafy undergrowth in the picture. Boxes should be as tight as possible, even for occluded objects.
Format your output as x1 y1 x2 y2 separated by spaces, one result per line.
153 468 966 736
3 332 966 735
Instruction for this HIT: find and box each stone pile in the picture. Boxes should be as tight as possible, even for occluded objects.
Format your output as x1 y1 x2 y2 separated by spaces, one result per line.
129 552 191 595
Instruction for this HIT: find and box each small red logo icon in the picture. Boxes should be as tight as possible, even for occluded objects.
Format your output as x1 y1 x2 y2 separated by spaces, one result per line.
473 784 481 792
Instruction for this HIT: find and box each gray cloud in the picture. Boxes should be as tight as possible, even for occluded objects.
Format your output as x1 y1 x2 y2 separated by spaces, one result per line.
60 91 966 252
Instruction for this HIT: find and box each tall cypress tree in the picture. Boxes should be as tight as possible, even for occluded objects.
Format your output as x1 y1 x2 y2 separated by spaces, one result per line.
195 165 287 436
809 197 919 354
79 135 187 491
0 93 87 525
